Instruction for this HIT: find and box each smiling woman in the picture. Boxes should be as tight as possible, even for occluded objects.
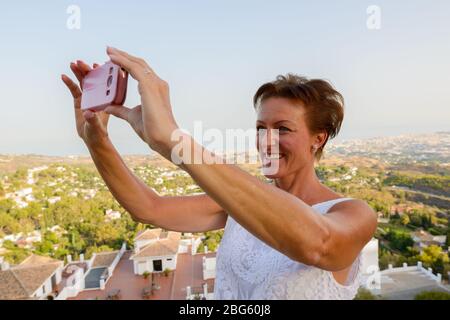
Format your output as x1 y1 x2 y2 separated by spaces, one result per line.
254 74 344 163
62 47 377 300
211 74 374 299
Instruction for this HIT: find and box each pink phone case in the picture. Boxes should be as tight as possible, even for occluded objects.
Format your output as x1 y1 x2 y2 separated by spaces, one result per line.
81 61 128 111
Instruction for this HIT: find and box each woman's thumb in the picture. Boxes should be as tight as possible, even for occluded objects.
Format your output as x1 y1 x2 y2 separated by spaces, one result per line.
104 106 129 121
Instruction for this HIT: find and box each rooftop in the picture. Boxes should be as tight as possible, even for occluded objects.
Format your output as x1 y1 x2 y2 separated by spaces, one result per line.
131 232 181 259
0 254 62 299
135 228 162 241
0 270 31 300
92 251 120 268
374 269 450 300
19 254 61 266
69 249 216 300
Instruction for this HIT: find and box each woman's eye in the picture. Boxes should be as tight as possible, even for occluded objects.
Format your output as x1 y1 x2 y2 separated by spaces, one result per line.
278 126 291 132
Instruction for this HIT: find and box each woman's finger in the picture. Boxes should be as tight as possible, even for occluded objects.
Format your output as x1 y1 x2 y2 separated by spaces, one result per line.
62 74 85 135
107 47 156 82
76 60 92 75
107 46 152 70
107 52 148 82
61 74 81 100
70 62 84 83
104 105 132 122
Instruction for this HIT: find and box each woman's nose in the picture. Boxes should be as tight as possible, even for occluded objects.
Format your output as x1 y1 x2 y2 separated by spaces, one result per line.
257 129 280 153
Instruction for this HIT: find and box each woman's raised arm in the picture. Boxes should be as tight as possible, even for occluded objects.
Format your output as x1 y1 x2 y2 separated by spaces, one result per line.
62 62 227 233
106 47 377 271
86 139 227 233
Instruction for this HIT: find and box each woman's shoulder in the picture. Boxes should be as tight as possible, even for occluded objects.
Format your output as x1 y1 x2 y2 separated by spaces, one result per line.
326 196 370 212
327 197 377 229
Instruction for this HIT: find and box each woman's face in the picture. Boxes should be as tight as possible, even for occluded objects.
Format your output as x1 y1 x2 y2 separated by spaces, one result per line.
256 97 318 179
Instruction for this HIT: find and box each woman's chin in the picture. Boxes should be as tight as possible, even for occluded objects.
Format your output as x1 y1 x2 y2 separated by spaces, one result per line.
261 165 285 179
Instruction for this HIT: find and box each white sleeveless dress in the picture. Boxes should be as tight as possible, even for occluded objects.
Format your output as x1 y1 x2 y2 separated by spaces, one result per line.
213 198 362 300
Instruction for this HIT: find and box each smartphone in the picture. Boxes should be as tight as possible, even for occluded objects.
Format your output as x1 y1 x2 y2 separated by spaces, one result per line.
81 61 128 111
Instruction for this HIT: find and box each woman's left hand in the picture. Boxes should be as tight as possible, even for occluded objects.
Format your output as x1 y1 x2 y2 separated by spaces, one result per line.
105 46 179 158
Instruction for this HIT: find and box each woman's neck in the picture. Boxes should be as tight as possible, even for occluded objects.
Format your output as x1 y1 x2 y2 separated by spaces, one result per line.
274 165 331 206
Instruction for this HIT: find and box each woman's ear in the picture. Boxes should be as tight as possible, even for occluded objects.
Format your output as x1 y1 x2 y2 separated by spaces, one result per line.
314 131 328 149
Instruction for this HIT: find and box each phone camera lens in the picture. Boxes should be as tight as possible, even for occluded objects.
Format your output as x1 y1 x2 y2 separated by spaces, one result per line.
109 67 114 74
107 75 113 87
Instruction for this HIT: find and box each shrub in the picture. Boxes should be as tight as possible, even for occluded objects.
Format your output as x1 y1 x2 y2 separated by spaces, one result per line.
414 291 450 300
353 287 379 300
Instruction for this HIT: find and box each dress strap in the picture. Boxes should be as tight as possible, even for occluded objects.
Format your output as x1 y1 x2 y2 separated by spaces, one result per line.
312 197 353 207
312 197 354 214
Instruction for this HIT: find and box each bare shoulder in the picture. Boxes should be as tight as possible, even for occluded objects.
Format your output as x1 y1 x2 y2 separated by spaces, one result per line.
327 198 378 235
330 198 377 218
330 197 373 212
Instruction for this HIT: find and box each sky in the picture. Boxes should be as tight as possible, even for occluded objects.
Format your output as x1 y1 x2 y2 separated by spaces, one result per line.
0 1 449 156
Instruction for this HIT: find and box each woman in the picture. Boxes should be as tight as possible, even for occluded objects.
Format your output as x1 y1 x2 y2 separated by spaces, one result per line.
61 47 377 299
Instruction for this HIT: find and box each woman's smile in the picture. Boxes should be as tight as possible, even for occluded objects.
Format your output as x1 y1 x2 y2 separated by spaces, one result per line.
261 152 286 167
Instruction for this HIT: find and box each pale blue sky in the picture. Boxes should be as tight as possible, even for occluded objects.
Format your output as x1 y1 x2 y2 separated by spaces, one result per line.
1 1 449 155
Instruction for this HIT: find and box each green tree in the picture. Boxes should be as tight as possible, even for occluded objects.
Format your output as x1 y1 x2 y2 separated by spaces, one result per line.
197 230 224 253
415 291 450 300
44 231 59 244
67 229 85 252
385 230 414 253
0 212 21 234
0 181 5 197
415 245 449 275
400 214 410 226
446 226 450 247
0 198 15 213
85 245 113 259
353 287 379 300
3 248 30 264
35 240 54 255
2 240 30 264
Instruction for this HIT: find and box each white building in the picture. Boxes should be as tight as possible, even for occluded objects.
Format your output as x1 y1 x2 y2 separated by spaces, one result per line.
54 242 126 300
369 262 450 299
360 238 379 276
202 256 216 280
130 229 182 275
186 282 214 300
105 209 121 221
15 188 33 197
48 196 61 204
411 230 447 250
0 254 63 300
358 238 450 299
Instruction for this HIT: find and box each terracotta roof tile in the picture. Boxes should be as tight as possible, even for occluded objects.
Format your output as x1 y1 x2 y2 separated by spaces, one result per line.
0 254 63 299
0 270 29 300
131 236 180 259
135 228 162 241
12 264 61 295
92 251 119 268
20 254 61 266
166 231 181 241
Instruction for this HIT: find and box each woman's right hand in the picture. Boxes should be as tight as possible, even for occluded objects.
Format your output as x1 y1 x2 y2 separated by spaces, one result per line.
61 61 110 147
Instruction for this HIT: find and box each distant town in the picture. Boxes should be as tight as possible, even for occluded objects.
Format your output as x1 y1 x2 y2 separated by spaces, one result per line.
0 131 449 300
